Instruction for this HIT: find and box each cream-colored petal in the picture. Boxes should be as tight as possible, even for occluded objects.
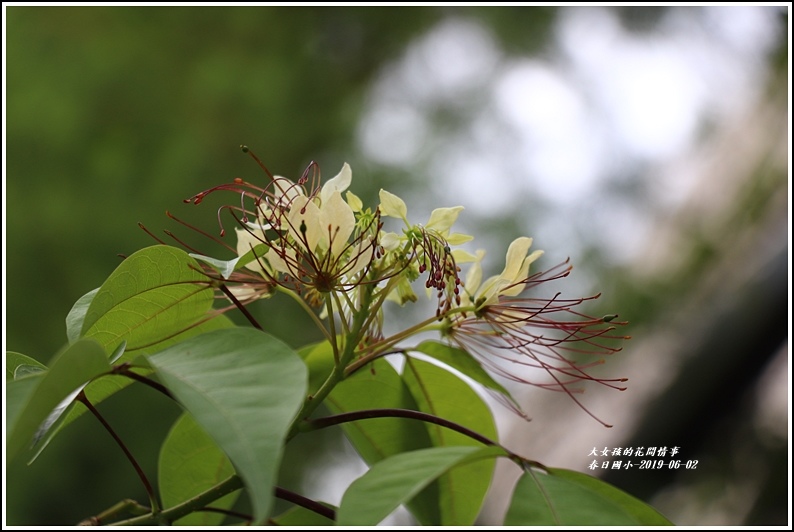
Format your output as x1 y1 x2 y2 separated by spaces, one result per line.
226 285 262 303
463 249 486 297
346 191 363 212
345 240 375 278
378 189 408 220
288 196 322 252
476 275 504 306
380 231 403 252
500 249 544 297
265 246 293 275
320 163 352 204
451 248 478 264
426 206 464 233
499 280 525 297
385 275 418 306
446 232 474 245
271 177 303 206
320 190 356 256
500 237 534 284
235 227 267 273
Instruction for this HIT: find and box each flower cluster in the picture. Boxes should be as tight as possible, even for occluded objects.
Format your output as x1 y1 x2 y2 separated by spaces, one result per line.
154 147 628 425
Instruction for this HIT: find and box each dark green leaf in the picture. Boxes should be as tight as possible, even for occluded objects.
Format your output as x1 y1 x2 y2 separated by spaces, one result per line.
7 339 110 461
29 313 234 464
337 446 507 526
6 352 47 381
325 357 439 524
29 246 235 463
65 287 99 344
270 503 336 526
158 413 240 526
326 357 433 464
297 340 337 397
6 376 44 447
81 245 215 353
148 328 307 524
505 468 674 525
414 340 522 413
403 358 497 525
190 243 269 280
14 365 47 379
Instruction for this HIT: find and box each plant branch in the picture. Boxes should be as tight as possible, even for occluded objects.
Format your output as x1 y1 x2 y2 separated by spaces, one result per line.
219 283 263 330
111 364 173 399
303 408 531 463
108 475 244 526
77 392 160 514
274 486 336 521
77 498 150 526
305 407 496 446
193 506 252 523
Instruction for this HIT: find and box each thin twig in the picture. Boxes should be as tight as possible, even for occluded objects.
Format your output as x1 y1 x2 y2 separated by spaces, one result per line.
77 392 160 513
219 283 263 330
275 486 336 521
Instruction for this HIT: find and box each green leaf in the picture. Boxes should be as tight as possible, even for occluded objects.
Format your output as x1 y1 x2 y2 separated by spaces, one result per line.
325 358 431 464
6 352 47 380
403 358 497 525
28 314 233 465
270 503 336 526
326 357 433 464
297 340 337 397
190 243 269 280
148 328 307 524
29 246 235 464
66 287 99 344
414 340 522 413
158 413 240 526
505 468 674 526
337 446 507 526
6 375 44 448
81 245 215 353
325 357 439 524
6 339 110 461
13 365 48 379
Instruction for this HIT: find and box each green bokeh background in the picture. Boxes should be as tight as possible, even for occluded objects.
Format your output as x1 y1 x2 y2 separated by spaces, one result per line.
5 6 788 526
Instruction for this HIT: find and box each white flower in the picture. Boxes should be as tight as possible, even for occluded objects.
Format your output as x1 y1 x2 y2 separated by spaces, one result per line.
462 237 544 308
378 189 473 250
235 163 373 289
